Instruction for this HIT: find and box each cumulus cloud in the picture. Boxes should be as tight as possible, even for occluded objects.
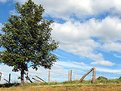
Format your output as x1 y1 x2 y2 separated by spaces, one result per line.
97 67 121 74
51 16 121 66
92 17 121 42
103 42 121 52
91 61 114 66
12 0 121 20
39 0 121 20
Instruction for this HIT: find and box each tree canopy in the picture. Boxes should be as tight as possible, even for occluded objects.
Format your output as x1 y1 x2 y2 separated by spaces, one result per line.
0 0 58 83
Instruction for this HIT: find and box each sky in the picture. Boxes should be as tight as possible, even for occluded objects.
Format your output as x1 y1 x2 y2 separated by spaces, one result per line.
1 0 121 83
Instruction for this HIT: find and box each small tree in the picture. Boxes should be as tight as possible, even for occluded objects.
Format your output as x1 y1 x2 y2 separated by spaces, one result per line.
97 76 108 83
0 0 58 83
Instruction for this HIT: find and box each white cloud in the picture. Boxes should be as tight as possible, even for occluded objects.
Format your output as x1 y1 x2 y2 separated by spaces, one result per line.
92 17 121 42
39 0 121 20
91 61 114 66
51 16 121 66
97 67 121 74
39 0 115 19
40 0 92 20
12 0 121 20
103 42 121 52
56 61 87 69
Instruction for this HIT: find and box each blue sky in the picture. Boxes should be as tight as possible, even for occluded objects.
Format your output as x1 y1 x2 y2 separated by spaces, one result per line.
1 0 121 83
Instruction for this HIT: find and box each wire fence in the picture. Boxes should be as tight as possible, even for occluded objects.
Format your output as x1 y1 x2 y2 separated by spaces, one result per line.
0 63 121 84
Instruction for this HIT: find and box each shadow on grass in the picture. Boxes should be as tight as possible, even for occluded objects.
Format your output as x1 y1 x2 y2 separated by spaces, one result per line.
0 83 20 88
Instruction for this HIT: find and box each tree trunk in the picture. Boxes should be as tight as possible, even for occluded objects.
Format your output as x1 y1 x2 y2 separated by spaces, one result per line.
21 68 25 84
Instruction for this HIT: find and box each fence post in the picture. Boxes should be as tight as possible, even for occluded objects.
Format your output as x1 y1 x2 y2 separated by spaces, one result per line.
36 76 46 83
26 72 33 83
0 72 2 81
92 68 96 83
70 70 72 81
68 70 72 81
68 70 70 81
9 74 11 84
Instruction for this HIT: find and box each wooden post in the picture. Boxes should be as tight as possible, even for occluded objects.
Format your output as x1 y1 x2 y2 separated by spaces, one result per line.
26 72 33 83
4 79 9 83
80 68 93 82
68 70 70 81
48 70 50 82
36 76 46 83
68 70 72 81
27 77 33 83
0 72 2 81
70 70 72 81
3 74 11 84
92 67 96 83
9 74 11 84
32 78 40 82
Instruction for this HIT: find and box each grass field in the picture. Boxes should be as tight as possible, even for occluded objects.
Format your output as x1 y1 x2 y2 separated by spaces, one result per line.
0 84 121 91
0 79 121 91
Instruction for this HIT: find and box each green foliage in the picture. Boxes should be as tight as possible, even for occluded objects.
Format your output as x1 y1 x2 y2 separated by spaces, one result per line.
97 76 108 83
118 77 121 80
0 0 58 82
97 76 108 80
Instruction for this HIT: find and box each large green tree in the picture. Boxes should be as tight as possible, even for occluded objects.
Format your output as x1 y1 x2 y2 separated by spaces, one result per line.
0 0 58 83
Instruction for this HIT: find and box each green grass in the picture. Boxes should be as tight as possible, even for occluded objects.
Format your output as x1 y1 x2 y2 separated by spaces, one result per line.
0 80 121 91
1 79 121 88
